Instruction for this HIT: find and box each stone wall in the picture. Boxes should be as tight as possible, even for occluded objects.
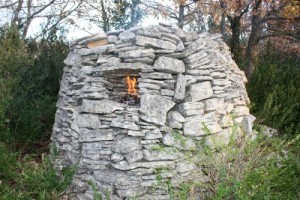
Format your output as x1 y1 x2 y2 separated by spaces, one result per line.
51 23 254 199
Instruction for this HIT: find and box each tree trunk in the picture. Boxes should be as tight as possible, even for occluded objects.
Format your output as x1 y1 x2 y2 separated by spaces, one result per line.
12 0 24 26
229 16 241 62
245 14 260 79
220 1 226 37
129 0 140 28
178 3 184 29
101 0 110 32
245 0 262 79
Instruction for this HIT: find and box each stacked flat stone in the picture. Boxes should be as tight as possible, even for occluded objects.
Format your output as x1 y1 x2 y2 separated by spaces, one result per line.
51 23 254 200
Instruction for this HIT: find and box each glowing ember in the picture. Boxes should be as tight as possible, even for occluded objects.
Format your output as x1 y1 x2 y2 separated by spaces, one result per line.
127 75 137 95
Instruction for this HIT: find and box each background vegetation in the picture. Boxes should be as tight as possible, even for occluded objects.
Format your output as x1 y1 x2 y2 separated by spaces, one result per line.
0 0 299 199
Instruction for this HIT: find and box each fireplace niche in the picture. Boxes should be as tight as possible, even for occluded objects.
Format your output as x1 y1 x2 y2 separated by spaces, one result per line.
103 69 140 107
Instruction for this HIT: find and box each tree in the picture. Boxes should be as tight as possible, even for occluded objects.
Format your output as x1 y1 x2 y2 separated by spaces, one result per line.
245 0 300 78
143 0 203 30
77 0 143 32
111 0 143 30
218 0 250 63
0 0 83 38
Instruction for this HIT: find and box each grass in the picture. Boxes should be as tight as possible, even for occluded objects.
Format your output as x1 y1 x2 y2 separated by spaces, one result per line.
0 143 75 200
151 126 300 200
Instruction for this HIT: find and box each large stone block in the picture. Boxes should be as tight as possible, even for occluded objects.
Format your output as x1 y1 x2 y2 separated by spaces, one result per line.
153 56 185 74
113 137 141 154
139 94 175 125
174 74 187 102
183 112 222 136
186 81 213 102
136 35 177 51
81 99 124 114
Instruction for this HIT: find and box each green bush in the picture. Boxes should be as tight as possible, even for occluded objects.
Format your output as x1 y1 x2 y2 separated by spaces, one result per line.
150 128 300 200
207 131 300 200
0 25 32 140
247 46 300 134
0 143 75 200
0 28 68 149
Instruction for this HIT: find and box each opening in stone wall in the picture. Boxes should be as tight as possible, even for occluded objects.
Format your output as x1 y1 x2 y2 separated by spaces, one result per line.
104 69 140 106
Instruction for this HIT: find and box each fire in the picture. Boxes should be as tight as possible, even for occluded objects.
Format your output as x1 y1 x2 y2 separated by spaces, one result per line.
126 75 137 95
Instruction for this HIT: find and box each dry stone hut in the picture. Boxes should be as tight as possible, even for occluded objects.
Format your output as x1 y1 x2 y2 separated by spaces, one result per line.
51 23 255 199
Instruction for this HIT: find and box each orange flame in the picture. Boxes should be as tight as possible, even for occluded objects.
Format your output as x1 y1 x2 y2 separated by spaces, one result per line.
126 75 137 95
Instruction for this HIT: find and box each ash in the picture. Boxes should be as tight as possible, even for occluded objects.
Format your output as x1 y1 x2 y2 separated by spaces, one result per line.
120 94 140 106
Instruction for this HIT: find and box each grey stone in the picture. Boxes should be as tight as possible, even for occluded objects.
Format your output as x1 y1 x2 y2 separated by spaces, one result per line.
81 99 124 114
107 57 121 65
186 81 213 102
110 120 140 131
186 69 211 76
114 46 140 53
107 29 124 35
183 112 222 136
140 72 173 80
167 111 184 129
137 29 161 38
80 129 114 142
119 49 155 59
205 127 240 149
93 170 124 184
239 115 256 135
176 161 197 173
173 74 186 102
81 85 106 93
212 79 231 86
232 106 250 117
82 142 113 155
184 50 208 64
136 35 176 51
139 89 160 96
139 94 175 126
176 41 185 51
184 37 206 56
153 56 185 74
111 153 124 162
76 45 115 55
112 160 175 170
203 98 225 112
178 102 204 117
162 133 196 151
141 139 160 145
160 89 175 96
78 33 107 45
139 82 161 90
144 128 163 139
113 137 141 153
123 57 154 64
117 187 148 198
80 92 109 100
185 31 199 42
167 111 185 122
108 35 118 43
64 52 81 66
128 130 145 137
159 22 173 27
119 31 136 42
219 114 234 127
143 148 183 161
211 71 226 79
125 150 143 163
75 114 101 129
171 28 186 40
